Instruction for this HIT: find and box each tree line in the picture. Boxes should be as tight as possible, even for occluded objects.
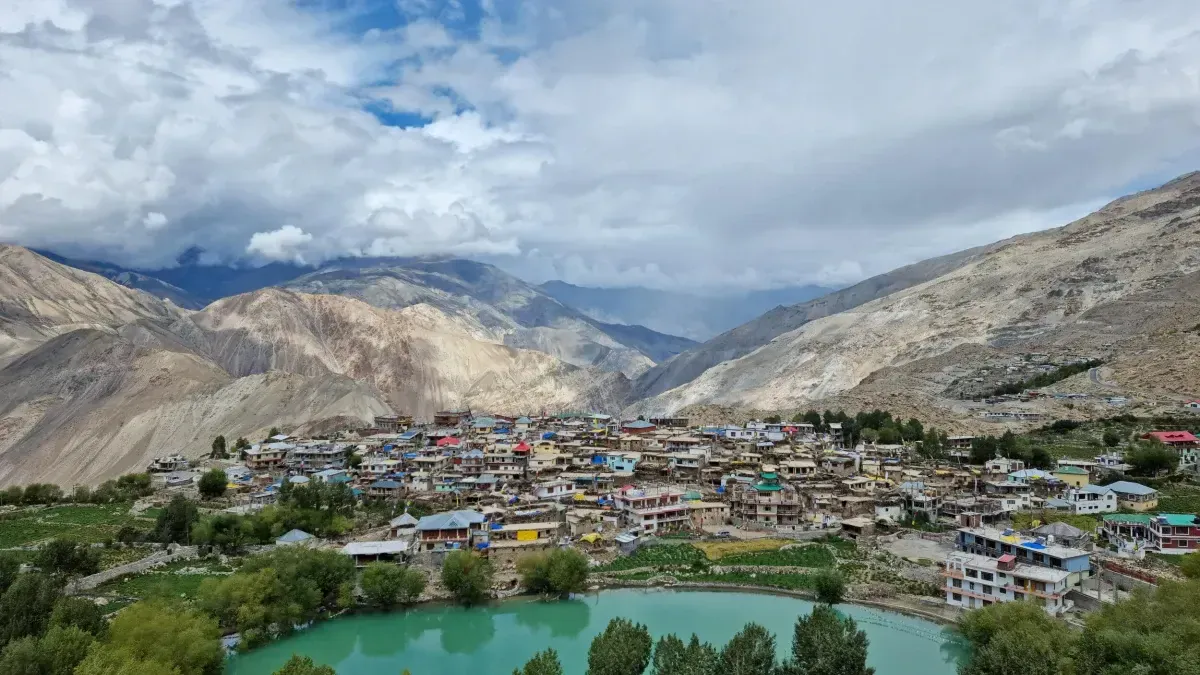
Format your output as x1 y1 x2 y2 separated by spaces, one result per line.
0 474 153 507
514 604 873 675
984 359 1103 397
956 575 1200 675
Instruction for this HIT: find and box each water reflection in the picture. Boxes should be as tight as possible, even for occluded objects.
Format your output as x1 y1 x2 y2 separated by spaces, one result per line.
439 607 497 654
509 598 592 639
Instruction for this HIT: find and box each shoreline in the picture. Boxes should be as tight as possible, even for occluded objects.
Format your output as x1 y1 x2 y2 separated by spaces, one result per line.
592 579 960 627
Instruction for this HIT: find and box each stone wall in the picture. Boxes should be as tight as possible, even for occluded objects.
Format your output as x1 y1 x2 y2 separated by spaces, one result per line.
66 546 199 594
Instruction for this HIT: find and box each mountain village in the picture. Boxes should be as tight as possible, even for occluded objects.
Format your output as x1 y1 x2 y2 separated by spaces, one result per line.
136 405 1200 623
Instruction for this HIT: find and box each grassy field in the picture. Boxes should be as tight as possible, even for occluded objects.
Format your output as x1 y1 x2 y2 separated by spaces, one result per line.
93 558 234 609
0 504 153 548
1010 511 1102 533
1157 485 1200 514
693 538 790 560
719 544 836 568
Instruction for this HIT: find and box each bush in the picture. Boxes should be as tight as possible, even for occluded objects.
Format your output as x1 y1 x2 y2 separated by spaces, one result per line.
441 551 493 606
197 470 227 500
812 570 845 605
360 563 426 609
517 548 590 597
35 540 101 578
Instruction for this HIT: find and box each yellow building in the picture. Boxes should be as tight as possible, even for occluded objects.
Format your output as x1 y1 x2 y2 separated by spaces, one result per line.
1052 465 1090 488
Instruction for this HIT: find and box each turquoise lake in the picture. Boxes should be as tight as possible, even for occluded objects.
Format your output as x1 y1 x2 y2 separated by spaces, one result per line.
227 588 965 674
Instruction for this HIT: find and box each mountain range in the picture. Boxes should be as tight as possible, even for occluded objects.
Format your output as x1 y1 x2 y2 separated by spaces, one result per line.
5 172 1200 485
537 281 832 341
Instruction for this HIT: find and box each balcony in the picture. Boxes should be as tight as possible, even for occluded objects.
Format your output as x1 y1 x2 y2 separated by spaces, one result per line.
629 504 689 516
1003 584 1063 600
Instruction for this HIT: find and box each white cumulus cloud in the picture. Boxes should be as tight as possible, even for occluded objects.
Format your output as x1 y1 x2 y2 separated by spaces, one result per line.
2 0 1200 291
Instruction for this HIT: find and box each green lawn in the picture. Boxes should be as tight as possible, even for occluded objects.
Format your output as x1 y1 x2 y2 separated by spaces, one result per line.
1157 485 1200 514
0 504 153 548
93 558 234 605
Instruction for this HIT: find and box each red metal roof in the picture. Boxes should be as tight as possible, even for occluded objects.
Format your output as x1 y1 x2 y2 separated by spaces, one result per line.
436 436 461 447
997 554 1016 563
1146 431 1199 444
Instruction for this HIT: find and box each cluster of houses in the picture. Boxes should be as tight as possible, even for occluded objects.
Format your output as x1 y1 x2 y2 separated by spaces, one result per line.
144 411 1200 615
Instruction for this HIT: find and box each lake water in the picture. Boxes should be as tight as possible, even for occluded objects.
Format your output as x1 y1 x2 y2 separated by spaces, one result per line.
227 589 965 675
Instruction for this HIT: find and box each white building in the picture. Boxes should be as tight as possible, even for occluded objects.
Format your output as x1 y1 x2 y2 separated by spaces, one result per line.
943 552 1072 615
612 486 689 533
532 479 577 500
1065 485 1117 514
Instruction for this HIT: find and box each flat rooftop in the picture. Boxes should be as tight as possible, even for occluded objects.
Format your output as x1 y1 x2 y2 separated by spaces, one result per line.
958 526 1090 560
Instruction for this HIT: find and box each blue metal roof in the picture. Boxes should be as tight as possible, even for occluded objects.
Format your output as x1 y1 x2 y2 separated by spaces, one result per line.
1105 481 1158 496
416 509 486 531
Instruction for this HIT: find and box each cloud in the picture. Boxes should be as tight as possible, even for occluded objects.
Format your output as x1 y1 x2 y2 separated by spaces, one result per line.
246 225 313 262
2 0 1200 291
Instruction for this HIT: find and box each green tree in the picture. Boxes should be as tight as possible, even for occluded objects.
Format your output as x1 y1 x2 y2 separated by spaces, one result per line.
587 618 652 675
0 487 21 507
517 549 590 597
764 415 782 424
779 605 873 675
154 495 199 544
234 437 251 452
0 553 18 594
272 655 336 675
802 410 824 431
360 563 426 609
717 623 776 675
99 600 222 675
651 634 718 675
74 644 179 675
114 473 153 499
860 428 879 444
197 469 228 500
958 601 1075 675
1182 554 1200 580
268 427 282 439
49 596 107 637
813 570 846 605
35 539 101 577
904 418 925 442
876 426 901 445
0 573 60 648
210 435 227 459
0 625 94 675
190 513 256 554
441 551 493 606
1102 430 1121 447
1073 579 1200 675
514 648 565 675
199 547 355 647
1128 441 1176 476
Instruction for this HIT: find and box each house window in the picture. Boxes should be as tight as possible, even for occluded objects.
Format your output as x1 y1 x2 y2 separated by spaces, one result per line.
981 572 994 582
1014 592 1025 601
982 585 993 595
966 569 978 578
952 579 962 588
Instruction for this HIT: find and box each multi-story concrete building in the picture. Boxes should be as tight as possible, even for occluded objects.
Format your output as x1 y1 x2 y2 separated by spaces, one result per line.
729 472 802 529
1064 485 1117 514
942 552 1072 615
613 486 689 533
955 526 1092 586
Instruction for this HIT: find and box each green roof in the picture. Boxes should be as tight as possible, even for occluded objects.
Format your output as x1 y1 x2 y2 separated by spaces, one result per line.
684 490 703 500
1158 514 1199 526
1054 466 1089 475
760 472 778 480
1102 514 1152 525
753 484 783 492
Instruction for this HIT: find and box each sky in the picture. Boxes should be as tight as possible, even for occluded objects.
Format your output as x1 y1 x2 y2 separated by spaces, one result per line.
3 0 1200 293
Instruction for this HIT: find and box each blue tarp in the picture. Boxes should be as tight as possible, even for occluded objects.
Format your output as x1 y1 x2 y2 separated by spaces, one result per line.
383 444 394 451
490 522 503 530
476 542 489 550
404 452 418 459
542 432 556 439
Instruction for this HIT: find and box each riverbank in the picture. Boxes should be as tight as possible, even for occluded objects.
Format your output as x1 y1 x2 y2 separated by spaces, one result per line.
592 578 961 626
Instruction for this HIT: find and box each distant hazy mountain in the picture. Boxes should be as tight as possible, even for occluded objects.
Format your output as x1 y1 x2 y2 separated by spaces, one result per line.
41 253 696 378
538 281 833 341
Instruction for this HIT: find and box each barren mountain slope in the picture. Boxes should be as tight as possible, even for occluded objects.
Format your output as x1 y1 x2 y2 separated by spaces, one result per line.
0 245 180 363
634 173 1200 415
176 289 630 418
630 244 993 400
283 258 690 377
0 329 394 486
